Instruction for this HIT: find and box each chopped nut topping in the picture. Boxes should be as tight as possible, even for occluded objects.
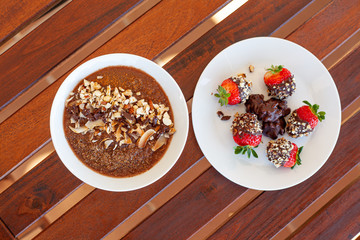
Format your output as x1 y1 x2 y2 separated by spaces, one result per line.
65 79 175 151
231 75 252 103
267 138 293 168
286 111 312 138
249 65 255 72
267 76 296 100
221 115 231 121
231 112 262 136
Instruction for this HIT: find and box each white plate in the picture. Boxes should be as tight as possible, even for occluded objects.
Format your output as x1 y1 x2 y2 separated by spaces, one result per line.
50 53 189 192
192 37 341 191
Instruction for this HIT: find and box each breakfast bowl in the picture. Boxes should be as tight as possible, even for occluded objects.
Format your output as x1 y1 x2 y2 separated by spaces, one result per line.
50 53 189 192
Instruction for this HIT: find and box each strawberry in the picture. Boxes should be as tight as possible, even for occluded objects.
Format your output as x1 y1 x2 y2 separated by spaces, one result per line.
215 75 252 106
264 65 292 86
267 138 303 168
286 100 326 138
215 79 241 106
296 101 326 129
232 113 262 158
233 132 262 147
233 133 261 158
263 65 295 99
283 143 303 168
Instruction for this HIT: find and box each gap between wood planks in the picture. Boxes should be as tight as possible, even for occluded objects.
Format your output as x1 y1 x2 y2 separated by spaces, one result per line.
0 0 161 124
0 0 72 55
2 0 359 239
106 1 360 239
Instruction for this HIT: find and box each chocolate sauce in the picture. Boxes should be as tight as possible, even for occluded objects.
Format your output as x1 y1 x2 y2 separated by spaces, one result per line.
245 94 291 139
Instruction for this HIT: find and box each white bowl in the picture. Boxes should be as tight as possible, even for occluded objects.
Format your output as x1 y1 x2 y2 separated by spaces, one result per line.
50 53 189 192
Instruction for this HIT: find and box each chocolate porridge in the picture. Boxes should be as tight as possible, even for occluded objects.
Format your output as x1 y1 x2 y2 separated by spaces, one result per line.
64 66 176 177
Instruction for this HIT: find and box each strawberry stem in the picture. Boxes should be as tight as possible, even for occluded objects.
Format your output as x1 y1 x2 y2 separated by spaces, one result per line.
234 145 258 158
291 146 303 169
266 65 283 74
215 85 230 106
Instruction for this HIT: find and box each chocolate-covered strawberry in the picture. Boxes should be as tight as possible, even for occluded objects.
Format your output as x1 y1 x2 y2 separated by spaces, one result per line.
286 100 326 138
264 65 296 99
215 74 252 106
267 137 303 168
232 113 262 158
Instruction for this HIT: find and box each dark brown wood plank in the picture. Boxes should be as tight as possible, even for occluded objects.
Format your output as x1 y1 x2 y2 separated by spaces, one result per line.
0 0 61 44
0 0 228 232
0 0 139 109
32 0 314 238
209 112 360 239
0 0 228 178
0 219 14 240
0 0 229 234
204 4 360 237
287 0 360 60
123 167 246 240
292 179 360 240
329 45 360 109
164 0 312 101
123 45 360 240
35 116 203 239
0 152 81 235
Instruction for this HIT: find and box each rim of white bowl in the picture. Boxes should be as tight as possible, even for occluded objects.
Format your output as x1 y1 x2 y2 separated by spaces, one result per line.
50 53 189 192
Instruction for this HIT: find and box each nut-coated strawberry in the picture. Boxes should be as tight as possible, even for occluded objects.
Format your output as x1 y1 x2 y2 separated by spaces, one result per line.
286 100 326 138
267 137 303 168
232 112 262 158
264 65 295 99
215 75 252 106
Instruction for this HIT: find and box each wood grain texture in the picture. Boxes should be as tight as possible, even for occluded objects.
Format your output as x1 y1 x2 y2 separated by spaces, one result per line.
0 0 228 178
0 152 81 235
329 45 360 109
123 44 360 240
208 112 360 239
292 179 360 240
0 0 61 44
0 219 14 240
0 0 139 109
35 116 203 239
31 0 313 238
287 0 360 60
164 0 312 101
123 167 246 240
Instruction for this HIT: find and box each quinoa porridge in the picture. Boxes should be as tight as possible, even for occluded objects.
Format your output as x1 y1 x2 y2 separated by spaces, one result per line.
64 66 176 177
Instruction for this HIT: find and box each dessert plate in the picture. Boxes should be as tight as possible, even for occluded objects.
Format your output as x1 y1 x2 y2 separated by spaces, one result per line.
192 37 341 191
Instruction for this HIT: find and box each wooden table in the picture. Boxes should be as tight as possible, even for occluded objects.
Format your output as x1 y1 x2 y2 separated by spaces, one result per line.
0 0 359 239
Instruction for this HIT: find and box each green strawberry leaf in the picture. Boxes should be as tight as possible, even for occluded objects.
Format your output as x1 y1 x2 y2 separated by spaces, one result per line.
266 65 284 74
318 111 326 121
242 147 247 154
251 149 258 158
303 100 311 106
234 145 258 159
234 146 241 154
291 146 303 169
298 146 303 154
313 104 319 112
215 85 230 106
